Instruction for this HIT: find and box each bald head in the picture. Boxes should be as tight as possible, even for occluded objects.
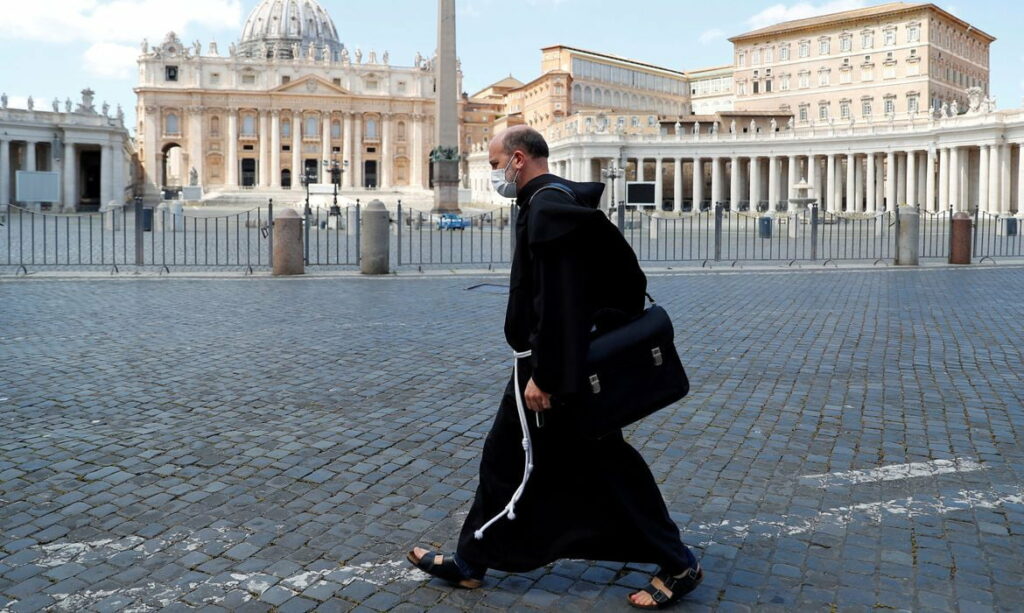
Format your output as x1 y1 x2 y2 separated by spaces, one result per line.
488 126 551 193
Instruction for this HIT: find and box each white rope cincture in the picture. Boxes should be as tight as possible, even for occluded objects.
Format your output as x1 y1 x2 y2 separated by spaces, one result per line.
474 349 537 540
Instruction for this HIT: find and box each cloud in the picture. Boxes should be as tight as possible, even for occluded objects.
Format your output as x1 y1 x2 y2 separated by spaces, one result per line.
746 0 867 31
699 28 725 45
83 42 139 79
0 0 243 44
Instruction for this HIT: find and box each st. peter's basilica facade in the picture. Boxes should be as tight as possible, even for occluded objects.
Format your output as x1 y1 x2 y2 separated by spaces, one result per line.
135 0 451 200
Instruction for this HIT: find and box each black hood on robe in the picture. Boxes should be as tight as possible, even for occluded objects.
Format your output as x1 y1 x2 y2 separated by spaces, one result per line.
515 174 606 245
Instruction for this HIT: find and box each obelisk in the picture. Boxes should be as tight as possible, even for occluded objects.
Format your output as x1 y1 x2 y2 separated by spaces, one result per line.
431 0 460 213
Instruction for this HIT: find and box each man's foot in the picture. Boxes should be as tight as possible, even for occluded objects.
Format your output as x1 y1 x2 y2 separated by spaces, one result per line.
627 564 703 609
407 546 484 589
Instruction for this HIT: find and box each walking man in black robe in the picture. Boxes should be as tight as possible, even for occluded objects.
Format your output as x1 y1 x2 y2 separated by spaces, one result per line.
409 126 702 609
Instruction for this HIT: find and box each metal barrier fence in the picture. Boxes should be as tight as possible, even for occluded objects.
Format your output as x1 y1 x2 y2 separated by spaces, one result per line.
618 204 898 265
392 203 516 269
919 207 953 260
1 200 273 273
4 198 1017 273
973 209 1023 262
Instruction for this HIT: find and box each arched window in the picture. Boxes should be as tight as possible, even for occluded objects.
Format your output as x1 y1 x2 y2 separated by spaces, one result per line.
331 120 341 138
241 115 255 136
397 121 406 141
304 116 318 137
365 118 378 139
281 119 291 138
210 116 220 136
165 113 180 135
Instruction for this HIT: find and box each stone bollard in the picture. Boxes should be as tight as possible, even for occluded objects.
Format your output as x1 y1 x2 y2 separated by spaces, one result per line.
100 200 124 231
895 206 919 265
346 205 359 236
273 208 304 275
949 211 972 265
361 199 390 274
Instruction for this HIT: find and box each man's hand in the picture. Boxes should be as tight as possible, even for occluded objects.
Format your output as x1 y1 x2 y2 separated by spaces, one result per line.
524 377 552 412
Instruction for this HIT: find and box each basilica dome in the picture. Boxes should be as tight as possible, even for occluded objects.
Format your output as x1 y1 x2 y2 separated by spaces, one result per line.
238 0 343 59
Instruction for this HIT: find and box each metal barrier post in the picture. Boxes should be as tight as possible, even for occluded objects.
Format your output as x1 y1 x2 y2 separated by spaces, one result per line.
134 196 144 266
268 199 274 267
810 204 819 261
397 200 402 267
355 200 361 266
713 204 723 262
617 201 626 233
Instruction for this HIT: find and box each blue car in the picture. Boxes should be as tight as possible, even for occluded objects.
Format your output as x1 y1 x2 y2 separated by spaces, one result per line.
437 213 472 230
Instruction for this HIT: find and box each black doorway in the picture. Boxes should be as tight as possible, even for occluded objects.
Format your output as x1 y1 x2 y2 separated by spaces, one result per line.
241 159 257 187
303 159 319 183
282 169 292 189
80 150 101 210
364 160 377 188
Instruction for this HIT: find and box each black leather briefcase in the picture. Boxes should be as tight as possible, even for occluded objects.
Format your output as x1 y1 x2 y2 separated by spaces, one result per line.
568 302 689 440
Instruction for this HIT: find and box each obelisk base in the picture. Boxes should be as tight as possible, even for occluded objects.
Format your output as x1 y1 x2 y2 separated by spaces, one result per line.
432 159 461 213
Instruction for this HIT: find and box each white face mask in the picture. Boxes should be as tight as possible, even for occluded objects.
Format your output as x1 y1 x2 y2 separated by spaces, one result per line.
490 156 519 198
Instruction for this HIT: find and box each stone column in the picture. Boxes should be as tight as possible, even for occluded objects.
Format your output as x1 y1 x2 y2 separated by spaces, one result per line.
978 145 989 212
988 144 1001 214
381 113 392 189
875 155 885 212
291 110 301 188
866 153 877 212
101 144 114 205
321 111 332 171
749 157 760 212
342 112 354 188
906 149 917 207
412 114 424 188
270 110 281 188
999 144 1012 215
925 149 937 212
226 109 238 187
787 155 798 205
845 153 856 212
939 148 950 210
729 156 740 211
692 157 703 211
810 155 822 209
885 151 896 210
949 147 961 211
25 141 36 173
854 156 864 212
672 158 682 212
896 153 907 206
143 105 160 194
767 156 779 211
651 157 662 209
352 114 363 188
711 157 723 208
0 138 10 206
188 106 204 187
1017 143 1024 216
111 142 125 205
825 154 836 212
259 111 270 187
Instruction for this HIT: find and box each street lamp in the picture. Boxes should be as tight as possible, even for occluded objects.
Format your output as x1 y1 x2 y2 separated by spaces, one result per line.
601 162 624 216
322 157 348 216
302 166 316 216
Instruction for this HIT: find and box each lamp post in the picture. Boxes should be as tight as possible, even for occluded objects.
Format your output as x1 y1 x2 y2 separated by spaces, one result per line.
323 157 348 216
302 166 316 216
601 162 624 216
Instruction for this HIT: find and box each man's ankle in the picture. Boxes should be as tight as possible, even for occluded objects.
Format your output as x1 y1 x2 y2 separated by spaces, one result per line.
453 553 485 579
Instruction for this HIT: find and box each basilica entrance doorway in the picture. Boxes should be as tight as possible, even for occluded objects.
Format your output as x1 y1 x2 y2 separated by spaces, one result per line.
282 169 292 189
364 160 377 188
161 143 184 189
241 159 257 188
303 159 319 184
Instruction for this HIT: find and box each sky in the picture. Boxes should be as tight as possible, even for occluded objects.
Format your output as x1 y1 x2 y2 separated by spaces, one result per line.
1 0 1021 136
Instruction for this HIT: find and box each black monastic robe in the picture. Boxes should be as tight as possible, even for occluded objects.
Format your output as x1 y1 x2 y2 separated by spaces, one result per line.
456 174 692 574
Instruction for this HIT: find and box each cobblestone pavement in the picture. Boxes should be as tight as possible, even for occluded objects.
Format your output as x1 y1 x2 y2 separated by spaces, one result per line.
1 267 1023 612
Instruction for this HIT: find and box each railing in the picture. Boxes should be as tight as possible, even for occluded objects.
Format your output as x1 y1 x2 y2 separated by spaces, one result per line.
973 209 1023 262
303 205 360 267
1 206 134 272
392 203 515 269
919 207 953 259
617 204 896 265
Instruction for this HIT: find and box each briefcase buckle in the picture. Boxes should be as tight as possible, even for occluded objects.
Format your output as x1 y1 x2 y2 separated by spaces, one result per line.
652 347 663 366
589 374 601 394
